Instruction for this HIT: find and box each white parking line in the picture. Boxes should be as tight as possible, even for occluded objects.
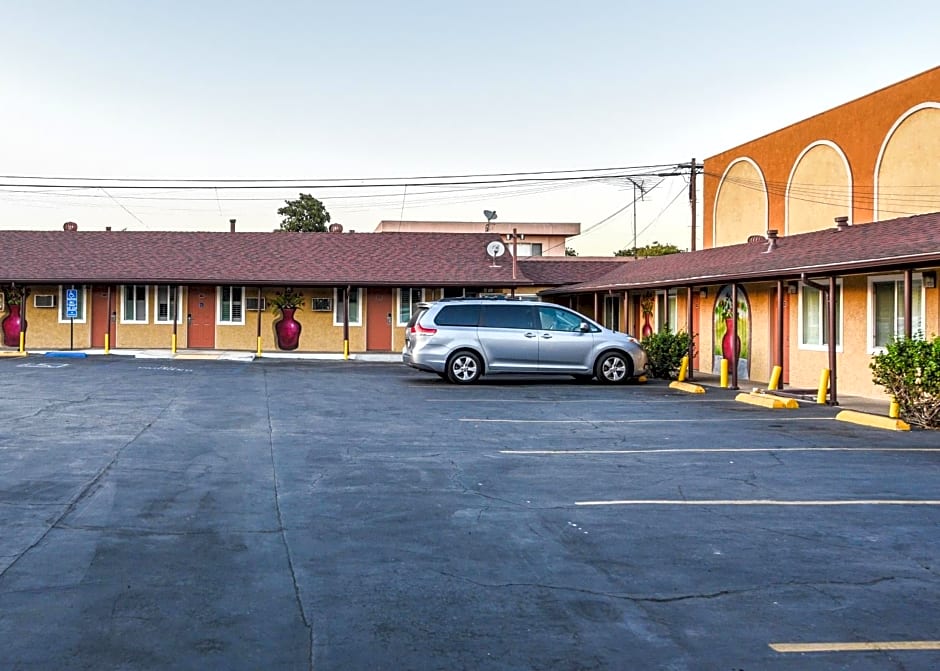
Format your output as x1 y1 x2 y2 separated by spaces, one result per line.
423 398 737 403
770 640 940 653
501 447 940 455
576 499 940 507
461 417 830 424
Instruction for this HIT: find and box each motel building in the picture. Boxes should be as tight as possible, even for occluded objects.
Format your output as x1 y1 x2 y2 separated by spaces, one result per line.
2 66 938 402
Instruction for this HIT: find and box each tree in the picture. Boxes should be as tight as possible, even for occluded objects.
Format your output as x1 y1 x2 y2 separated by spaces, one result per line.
277 193 331 232
614 241 682 258
565 247 578 257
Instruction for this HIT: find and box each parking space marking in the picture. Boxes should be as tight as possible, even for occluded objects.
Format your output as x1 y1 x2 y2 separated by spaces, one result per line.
770 641 940 653
461 417 829 424
576 499 940 507
423 398 737 403
502 447 940 455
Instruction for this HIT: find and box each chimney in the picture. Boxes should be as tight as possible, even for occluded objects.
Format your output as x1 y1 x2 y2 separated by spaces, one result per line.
229 218 236 232
63 221 78 232
106 226 112 232
834 216 849 230
764 229 778 253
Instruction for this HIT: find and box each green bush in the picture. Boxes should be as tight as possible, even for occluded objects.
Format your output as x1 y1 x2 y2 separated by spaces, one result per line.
641 329 695 380
870 335 940 429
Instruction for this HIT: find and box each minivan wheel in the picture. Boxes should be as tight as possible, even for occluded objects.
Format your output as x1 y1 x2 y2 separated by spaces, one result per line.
447 351 482 384
594 351 632 385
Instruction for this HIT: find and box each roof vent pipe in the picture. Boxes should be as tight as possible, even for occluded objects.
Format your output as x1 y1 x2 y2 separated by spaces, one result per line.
764 229 778 253
230 218 236 232
106 226 112 232
834 216 849 230
63 221 78 232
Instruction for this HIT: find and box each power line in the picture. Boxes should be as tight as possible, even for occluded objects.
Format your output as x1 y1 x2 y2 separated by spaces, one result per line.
0 163 680 184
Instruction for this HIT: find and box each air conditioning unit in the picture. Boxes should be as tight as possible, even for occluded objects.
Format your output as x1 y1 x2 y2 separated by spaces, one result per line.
34 294 57 308
246 296 267 311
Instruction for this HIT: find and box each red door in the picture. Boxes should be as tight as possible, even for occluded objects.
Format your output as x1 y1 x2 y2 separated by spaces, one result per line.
187 286 215 349
366 288 393 351
91 285 113 348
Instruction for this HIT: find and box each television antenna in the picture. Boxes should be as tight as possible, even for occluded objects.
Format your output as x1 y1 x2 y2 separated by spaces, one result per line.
483 209 497 231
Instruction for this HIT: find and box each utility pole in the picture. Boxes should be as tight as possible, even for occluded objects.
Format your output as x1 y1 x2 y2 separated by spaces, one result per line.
689 158 698 251
625 177 647 259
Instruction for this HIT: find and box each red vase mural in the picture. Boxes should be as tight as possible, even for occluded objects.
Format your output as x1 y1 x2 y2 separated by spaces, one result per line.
713 284 751 379
640 294 654 338
2 304 26 347
721 317 741 363
274 307 302 350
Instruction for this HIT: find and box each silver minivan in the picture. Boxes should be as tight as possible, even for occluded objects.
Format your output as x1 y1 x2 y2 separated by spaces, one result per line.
403 298 648 384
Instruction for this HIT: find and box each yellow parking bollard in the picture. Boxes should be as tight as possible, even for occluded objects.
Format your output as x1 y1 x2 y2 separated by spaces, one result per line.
720 358 729 388
171 333 177 354
889 399 900 419
678 355 688 382
257 336 263 357
768 365 782 391
104 333 110 355
817 368 830 404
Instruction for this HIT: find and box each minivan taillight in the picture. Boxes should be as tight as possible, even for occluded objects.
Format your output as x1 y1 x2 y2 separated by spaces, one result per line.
411 322 437 335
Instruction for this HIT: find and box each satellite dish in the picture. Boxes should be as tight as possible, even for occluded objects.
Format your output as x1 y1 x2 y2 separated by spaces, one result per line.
484 210 497 222
486 240 506 258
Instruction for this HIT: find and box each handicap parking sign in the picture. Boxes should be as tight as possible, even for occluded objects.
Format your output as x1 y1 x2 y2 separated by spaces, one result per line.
66 288 79 319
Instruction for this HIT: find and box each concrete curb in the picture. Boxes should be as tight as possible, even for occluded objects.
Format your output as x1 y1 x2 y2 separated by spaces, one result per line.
836 410 911 431
735 392 799 409
0 351 28 358
669 381 705 394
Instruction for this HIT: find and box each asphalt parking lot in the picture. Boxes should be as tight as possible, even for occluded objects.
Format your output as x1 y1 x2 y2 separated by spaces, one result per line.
0 357 938 670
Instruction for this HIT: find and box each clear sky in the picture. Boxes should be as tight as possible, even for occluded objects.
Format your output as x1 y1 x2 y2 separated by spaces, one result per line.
1 1 937 255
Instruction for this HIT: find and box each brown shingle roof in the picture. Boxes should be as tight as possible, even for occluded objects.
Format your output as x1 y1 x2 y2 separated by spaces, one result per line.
0 231 535 286
516 256 629 285
546 212 940 293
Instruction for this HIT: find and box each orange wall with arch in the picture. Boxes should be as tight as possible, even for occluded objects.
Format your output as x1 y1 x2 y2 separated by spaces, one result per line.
704 66 940 247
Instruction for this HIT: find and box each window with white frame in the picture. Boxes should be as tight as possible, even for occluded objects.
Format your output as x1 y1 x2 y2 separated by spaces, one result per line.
121 284 149 323
603 295 621 331
870 275 924 348
656 290 678 333
397 288 424 326
218 286 244 324
799 281 842 349
58 285 87 323
155 285 182 324
333 288 362 325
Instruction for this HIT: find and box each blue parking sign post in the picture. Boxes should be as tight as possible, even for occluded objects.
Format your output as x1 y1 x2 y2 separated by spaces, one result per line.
66 288 78 350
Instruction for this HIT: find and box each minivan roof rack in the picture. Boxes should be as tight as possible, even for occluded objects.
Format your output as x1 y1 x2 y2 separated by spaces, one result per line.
438 295 523 302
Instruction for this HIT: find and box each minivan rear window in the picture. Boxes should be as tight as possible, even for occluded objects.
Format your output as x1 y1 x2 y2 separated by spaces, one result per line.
434 304 481 326
406 307 429 329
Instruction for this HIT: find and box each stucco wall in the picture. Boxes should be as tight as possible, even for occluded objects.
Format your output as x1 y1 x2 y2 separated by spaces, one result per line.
787 143 853 235
876 105 940 220
713 160 768 246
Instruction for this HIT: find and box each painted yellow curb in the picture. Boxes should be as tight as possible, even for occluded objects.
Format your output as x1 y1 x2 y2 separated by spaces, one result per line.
0 351 28 357
669 381 705 394
735 392 799 409
836 410 910 431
